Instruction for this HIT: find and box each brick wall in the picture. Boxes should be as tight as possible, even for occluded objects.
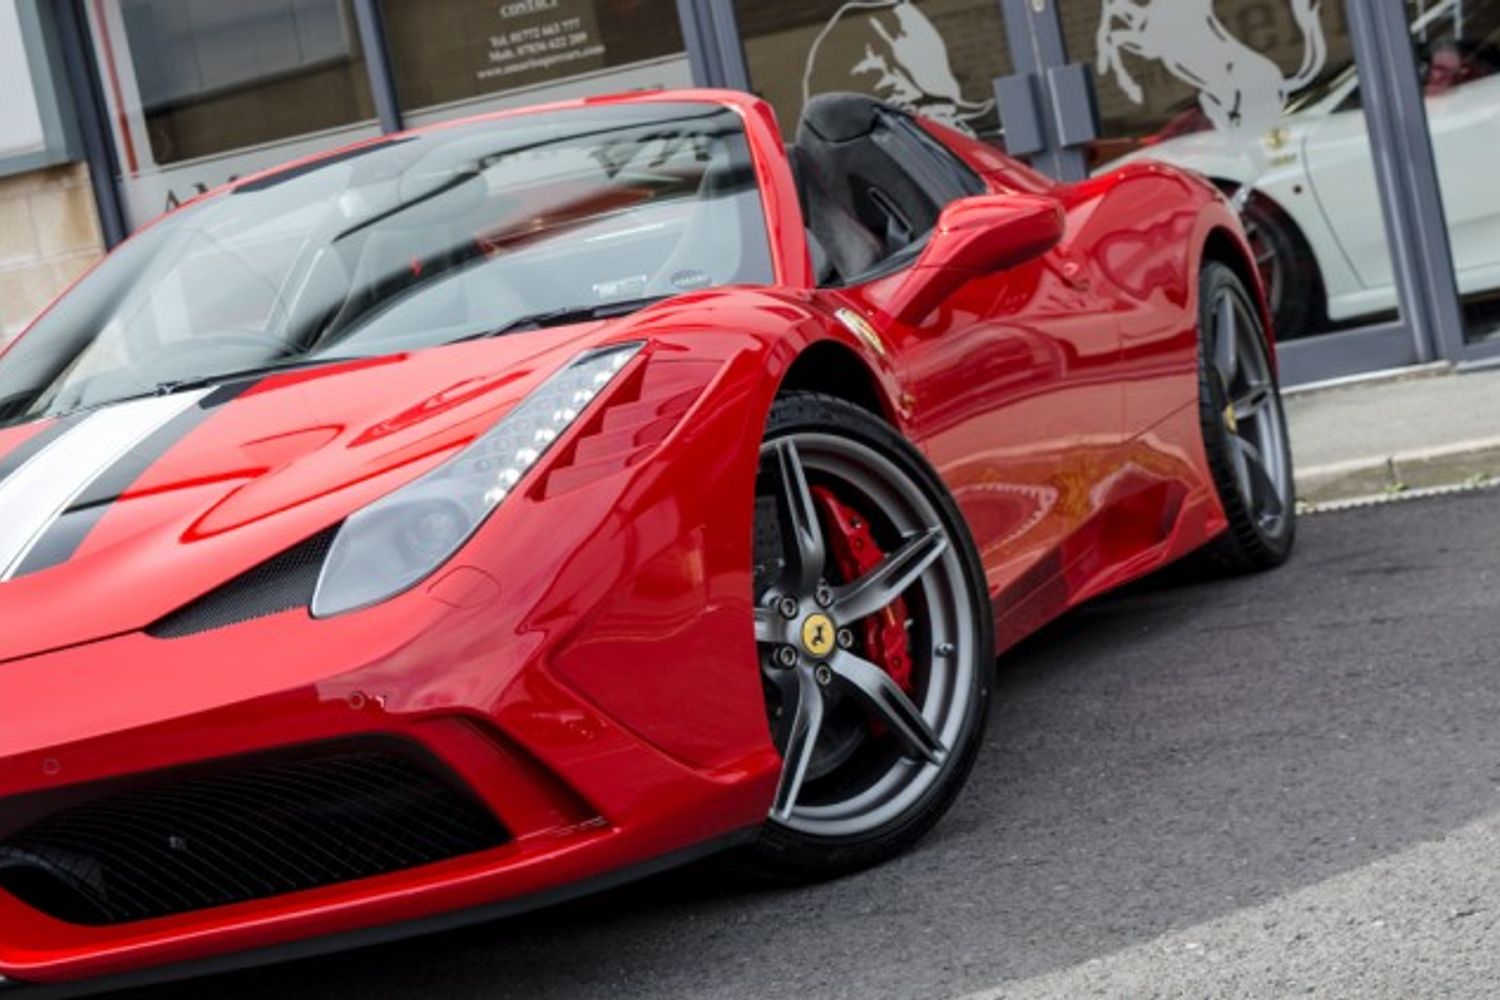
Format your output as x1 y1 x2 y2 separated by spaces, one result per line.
0 162 105 346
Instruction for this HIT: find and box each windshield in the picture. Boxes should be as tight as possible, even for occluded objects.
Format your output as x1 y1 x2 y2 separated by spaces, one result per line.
0 102 772 428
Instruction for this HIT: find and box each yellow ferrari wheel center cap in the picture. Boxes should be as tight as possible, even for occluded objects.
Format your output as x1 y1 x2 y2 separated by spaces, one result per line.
801 613 836 657
1224 403 1238 434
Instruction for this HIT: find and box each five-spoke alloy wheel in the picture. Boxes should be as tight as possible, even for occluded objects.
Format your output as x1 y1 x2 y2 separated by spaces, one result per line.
750 393 990 877
1198 261 1296 571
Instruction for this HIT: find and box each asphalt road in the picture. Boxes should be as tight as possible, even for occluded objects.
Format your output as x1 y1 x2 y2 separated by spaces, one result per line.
125 488 1500 999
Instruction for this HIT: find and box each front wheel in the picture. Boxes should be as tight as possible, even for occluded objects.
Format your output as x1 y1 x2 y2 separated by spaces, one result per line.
748 393 991 879
1197 262 1297 572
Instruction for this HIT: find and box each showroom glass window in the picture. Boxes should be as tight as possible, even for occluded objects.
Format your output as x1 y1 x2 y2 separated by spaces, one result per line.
381 0 691 126
87 0 381 228
1399 0 1500 343
736 0 1011 141
1067 0 1403 343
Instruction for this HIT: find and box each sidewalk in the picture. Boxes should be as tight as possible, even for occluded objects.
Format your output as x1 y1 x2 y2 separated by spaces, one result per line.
1287 365 1500 505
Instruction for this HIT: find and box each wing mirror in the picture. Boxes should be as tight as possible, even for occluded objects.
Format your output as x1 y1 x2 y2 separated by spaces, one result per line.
883 193 1064 325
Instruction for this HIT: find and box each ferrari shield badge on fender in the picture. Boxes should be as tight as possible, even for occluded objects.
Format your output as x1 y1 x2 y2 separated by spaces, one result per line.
836 308 888 358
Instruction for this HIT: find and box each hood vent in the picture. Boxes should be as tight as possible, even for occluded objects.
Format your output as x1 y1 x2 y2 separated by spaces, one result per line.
539 360 713 499
147 526 339 638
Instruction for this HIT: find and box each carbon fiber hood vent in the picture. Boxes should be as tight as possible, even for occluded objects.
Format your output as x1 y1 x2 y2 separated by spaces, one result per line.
146 526 339 638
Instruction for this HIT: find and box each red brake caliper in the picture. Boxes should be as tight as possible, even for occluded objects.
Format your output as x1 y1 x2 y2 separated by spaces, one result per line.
811 487 915 695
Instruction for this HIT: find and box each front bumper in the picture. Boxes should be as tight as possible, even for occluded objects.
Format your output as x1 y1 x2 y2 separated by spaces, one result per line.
0 341 783 990
0 829 755 999
0 573 777 989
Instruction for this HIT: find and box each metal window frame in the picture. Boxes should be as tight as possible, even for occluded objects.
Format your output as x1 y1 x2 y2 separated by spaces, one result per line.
52 0 1480 385
0 0 83 177
1271 0 1448 385
994 0 1088 182
1061 0 1477 385
1003 0 1468 387
360 0 727 129
352 0 403 134
678 0 749 91
693 0 1478 388
52 0 127 248
59 0 721 248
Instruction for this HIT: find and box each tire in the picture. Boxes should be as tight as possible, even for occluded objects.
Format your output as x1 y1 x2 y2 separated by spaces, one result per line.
747 392 991 880
1233 188 1325 340
1197 262 1297 573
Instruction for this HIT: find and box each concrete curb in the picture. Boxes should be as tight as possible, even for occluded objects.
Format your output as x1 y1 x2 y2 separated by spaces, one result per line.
1296 434 1500 505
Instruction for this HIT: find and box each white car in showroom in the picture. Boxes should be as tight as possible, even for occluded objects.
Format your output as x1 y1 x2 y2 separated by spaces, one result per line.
1120 0 1500 338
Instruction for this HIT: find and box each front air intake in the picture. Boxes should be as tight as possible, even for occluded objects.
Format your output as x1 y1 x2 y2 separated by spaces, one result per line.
0 740 508 925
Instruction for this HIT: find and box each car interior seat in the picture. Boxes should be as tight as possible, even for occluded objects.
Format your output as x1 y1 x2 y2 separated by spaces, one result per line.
649 140 771 296
789 93 943 285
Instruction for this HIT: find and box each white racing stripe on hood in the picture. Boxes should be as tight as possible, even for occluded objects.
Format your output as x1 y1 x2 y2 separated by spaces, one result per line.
0 391 212 580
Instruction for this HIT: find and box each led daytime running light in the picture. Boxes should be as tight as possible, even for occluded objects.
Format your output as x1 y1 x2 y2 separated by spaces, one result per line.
310 342 643 616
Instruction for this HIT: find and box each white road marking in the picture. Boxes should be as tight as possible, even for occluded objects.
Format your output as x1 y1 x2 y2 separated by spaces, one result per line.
951 810 1500 999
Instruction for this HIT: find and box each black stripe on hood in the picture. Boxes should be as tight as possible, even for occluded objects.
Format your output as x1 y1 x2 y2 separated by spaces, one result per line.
0 414 85 489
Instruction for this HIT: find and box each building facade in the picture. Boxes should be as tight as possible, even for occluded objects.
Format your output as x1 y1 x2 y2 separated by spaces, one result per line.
1 0 1496 386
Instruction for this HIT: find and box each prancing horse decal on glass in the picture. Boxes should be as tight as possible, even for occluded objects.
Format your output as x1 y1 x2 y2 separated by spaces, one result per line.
803 1 995 136
1095 0 1329 145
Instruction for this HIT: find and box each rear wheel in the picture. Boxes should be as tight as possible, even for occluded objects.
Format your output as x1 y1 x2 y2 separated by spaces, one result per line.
1198 262 1296 572
749 393 990 879
1236 190 1325 340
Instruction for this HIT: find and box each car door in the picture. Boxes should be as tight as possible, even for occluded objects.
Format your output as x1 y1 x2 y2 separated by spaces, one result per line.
1301 94 1393 291
835 118 1125 620
1422 68 1500 284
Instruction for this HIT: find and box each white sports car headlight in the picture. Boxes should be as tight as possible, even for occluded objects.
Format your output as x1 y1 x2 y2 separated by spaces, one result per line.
311 342 642 617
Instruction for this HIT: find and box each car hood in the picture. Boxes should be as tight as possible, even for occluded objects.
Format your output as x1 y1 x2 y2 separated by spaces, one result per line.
0 322 622 663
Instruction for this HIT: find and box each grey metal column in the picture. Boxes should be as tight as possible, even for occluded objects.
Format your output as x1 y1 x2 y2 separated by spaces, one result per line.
1327 0 1468 367
995 0 1091 181
53 0 128 246
352 0 402 134
1333 1 1432 363
1234 3 1464 387
1365 0 1465 363
677 0 724 86
704 0 750 91
678 0 749 91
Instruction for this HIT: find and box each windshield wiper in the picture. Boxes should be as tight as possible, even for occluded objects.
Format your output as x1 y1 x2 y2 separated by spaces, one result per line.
457 295 670 343
45 356 372 421
151 356 349 397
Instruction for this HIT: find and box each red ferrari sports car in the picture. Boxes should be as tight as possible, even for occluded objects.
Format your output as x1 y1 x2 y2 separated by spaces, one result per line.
0 88 1292 994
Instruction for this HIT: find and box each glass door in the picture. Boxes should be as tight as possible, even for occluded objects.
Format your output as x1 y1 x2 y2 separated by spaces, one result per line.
1399 0 1500 346
734 0 1012 141
381 0 693 129
1058 0 1409 348
85 0 382 229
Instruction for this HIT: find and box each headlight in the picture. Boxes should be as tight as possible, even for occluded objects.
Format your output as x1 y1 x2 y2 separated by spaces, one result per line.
311 342 642 617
